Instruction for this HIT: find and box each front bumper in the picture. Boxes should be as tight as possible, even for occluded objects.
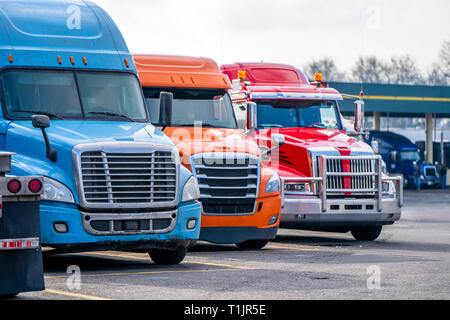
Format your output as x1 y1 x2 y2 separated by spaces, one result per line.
280 155 403 229
420 177 439 186
39 201 202 251
280 196 402 228
199 194 281 244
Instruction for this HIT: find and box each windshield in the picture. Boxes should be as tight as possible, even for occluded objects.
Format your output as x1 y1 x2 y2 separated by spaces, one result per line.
1 69 147 122
399 150 421 161
256 100 342 130
143 88 237 129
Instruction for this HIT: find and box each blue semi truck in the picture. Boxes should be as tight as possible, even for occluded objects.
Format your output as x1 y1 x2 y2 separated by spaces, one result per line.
0 0 202 264
367 131 439 189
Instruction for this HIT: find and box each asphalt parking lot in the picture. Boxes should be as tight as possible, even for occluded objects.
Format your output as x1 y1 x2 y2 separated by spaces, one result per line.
11 189 450 301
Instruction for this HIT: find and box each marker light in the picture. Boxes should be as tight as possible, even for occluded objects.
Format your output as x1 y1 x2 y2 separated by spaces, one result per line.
7 179 21 194
314 73 322 82
28 179 42 193
57 56 62 65
70 56 75 65
124 59 130 68
83 57 87 66
238 70 246 79
8 54 13 63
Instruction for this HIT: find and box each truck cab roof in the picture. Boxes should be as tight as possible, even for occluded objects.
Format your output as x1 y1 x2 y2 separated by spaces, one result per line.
220 62 342 101
0 0 133 71
134 54 231 89
370 130 419 151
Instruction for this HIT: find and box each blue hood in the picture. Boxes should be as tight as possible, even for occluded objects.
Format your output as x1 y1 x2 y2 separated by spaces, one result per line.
370 130 418 151
5 120 176 202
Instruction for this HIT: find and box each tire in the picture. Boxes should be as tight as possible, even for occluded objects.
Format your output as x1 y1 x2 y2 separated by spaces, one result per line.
148 246 187 265
235 240 269 249
351 226 383 241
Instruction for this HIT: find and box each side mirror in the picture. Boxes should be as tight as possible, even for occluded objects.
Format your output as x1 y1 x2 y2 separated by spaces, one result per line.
371 140 379 154
32 115 50 129
159 91 173 131
389 150 397 162
32 115 57 162
246 102 257 131
261 133 286 157
271 133 285 147
354 100 365 132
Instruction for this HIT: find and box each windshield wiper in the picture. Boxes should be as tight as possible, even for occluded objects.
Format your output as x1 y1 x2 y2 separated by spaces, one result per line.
88 111 136 122
12 110 64 120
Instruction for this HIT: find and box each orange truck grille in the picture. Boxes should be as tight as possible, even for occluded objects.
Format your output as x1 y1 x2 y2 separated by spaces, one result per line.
191 154 260 215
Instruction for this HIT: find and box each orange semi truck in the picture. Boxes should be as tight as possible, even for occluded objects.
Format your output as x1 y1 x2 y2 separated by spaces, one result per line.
134 54 282 248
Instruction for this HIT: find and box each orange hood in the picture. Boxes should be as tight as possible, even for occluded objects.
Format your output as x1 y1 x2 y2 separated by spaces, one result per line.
162 127 261 168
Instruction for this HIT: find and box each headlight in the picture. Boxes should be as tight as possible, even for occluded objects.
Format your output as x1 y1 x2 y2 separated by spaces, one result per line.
41 177 75 203
182 176 200 202
284 182 312 194
265 172 280 193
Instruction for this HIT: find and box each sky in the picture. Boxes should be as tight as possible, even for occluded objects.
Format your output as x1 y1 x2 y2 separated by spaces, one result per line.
93 0 450 76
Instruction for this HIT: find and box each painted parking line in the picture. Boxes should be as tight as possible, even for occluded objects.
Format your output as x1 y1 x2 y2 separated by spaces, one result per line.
44 251 256 281
44 288 111 300
81 251 256 270
45 267 246 280
266 244 320 252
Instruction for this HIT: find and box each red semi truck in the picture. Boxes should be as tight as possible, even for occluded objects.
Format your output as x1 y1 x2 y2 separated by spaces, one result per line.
221 62 403 241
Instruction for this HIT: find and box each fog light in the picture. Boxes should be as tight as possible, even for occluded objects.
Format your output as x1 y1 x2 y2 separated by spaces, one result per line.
54 223 68 233
187 219 197 230
268 214 279 226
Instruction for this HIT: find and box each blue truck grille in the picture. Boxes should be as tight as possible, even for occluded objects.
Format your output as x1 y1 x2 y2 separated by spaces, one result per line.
191 154 259 215
80 151 177 205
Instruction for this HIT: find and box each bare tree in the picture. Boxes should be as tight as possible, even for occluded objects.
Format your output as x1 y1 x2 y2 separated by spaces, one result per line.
351 55 425 85
389 55 425 85
351 56 389 83
427 40 449 85
303 57 347 82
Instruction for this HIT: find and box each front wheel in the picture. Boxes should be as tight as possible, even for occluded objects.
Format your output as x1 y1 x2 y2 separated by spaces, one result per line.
235 240 269 249
148 246 187 265
350 226 383 241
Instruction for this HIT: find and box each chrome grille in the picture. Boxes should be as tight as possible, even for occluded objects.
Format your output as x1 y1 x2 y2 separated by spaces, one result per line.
424 167 436 177
78 150 177 207
323 157 376 194
191 153 259 215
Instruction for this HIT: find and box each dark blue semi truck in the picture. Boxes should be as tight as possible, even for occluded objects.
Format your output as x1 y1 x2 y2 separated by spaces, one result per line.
366 131 439 189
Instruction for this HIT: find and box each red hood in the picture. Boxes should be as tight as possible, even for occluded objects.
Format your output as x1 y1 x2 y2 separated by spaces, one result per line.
252 127 373 177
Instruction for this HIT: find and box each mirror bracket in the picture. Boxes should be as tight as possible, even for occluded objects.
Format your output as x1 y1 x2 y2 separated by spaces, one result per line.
32 115 57 162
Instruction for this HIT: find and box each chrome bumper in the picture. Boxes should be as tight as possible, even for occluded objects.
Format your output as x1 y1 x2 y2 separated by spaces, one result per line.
280 155 403 226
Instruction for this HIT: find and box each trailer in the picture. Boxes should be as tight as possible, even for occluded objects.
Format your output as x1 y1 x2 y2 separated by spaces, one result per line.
0 152 44 297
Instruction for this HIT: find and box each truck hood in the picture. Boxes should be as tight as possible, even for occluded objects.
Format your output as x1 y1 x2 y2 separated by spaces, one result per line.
253 127 374 177
163 127 261 169
5 120 175 202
